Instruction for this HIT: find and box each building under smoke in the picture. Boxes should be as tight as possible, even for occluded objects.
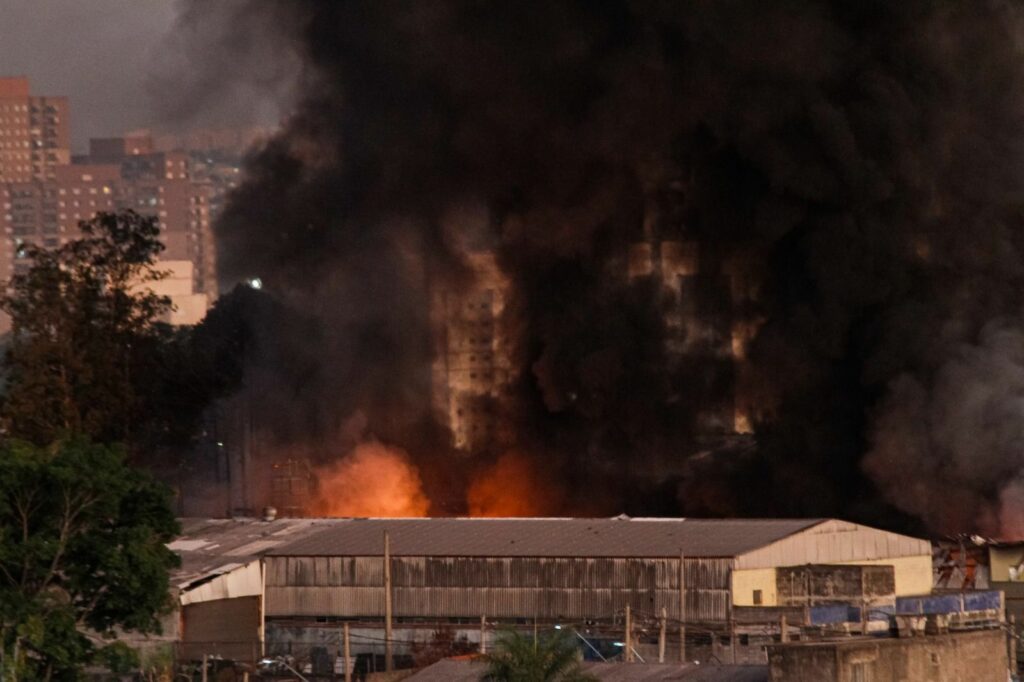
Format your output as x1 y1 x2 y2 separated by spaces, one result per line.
163 516 933 668
431 250 513 455
164 0 1024 533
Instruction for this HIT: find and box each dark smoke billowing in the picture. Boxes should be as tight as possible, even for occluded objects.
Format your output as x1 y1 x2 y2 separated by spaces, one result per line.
171 0 1024 533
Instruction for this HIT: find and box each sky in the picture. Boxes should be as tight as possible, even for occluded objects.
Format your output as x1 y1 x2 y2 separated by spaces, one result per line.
0 0 283 151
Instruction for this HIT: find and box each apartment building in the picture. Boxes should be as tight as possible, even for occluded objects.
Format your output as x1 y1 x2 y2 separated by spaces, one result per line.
0 77 70 183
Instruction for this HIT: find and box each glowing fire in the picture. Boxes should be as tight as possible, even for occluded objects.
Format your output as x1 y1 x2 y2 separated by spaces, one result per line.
467 451 562 517
311 441 430 517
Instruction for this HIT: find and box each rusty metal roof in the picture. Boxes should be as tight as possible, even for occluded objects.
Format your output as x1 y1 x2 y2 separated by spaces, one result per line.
169 517 345 590
405 659 769 681
267 517 825 558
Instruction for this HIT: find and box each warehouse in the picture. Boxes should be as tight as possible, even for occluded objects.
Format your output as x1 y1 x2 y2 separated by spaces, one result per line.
162 516 932 669
263 516 931 624
142 517 343 664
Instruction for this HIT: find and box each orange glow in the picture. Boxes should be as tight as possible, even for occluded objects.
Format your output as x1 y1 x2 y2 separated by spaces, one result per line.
311 441 430 517
467 452 562 517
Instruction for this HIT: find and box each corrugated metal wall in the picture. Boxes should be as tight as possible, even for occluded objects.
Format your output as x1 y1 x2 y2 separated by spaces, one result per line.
181 596 261 663
265 556 732 622
736 519 931 569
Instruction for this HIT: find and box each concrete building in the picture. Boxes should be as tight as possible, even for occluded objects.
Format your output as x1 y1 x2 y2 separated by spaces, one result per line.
0 136 216 328
0 77 70 183
142 260 210 326
766 629 1008 682
0 77 218 331
84 139 217 299
431 250 513 454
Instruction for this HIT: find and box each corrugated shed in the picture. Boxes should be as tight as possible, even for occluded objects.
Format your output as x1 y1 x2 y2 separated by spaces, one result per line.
260 518 930 622
269 517 823 558
179 559 262 605
170 517 344 593
264 556 732 620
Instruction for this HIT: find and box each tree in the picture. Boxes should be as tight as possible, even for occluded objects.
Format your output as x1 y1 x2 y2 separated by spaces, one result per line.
0 211 171 446
481 630 596 682
0 211 239 466
0 439 180 680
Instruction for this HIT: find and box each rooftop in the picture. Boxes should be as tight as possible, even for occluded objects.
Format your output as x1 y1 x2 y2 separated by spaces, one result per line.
170 517 343 591
266 517 825 559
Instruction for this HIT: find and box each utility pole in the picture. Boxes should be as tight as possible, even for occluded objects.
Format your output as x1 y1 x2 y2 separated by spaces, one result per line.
729 604 737 664
679 552 687 662
625 605 633 663
384 531 393 672
343 622 352 682
658 607 667 663
201 654 208 682
480 615 487 654
780 614 789 643
1010 614 1018 674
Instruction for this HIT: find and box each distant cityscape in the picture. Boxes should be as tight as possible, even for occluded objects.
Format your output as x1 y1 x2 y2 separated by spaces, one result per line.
0 75 269 329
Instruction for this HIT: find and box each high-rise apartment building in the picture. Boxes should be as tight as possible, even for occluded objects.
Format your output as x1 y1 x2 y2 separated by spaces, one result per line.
0 77 70 183
627 165 759 436
431 251 514 454
0 133 216 330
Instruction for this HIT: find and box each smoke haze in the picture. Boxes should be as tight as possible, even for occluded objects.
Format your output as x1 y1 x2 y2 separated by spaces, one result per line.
170 0 1024 534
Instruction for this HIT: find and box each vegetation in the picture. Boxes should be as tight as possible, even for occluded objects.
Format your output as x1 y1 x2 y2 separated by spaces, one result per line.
0 440 180 680
0 211 171 446
481 629 596 682
0 211 224 678
0 211 239 462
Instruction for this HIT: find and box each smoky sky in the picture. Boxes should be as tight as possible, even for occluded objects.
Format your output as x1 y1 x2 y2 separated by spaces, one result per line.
173 0 1024 533
0 0 284 150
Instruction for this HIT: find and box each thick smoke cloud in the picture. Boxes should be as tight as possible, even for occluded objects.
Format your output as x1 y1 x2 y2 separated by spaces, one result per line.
178 0 1024 532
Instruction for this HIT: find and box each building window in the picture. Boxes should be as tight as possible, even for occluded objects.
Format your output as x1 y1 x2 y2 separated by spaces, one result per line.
753 590 763 606
850 662 872 682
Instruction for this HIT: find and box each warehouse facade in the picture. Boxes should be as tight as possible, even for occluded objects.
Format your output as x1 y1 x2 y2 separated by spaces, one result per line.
159 516 934 669
263 517 932 624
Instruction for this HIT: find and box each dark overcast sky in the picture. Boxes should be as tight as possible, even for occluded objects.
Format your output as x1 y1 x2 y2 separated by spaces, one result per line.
0 0 285 151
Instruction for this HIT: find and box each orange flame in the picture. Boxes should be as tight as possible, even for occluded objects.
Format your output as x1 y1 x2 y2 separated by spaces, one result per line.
311 441 430 517
467 452 562 517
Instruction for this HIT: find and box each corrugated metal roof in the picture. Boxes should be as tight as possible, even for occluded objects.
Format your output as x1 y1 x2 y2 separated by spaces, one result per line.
268 517 825 559
405 659 769 681
171 517 346 590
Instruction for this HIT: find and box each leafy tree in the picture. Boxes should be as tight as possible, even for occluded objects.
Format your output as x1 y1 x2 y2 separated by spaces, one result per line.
482 629 596 682
0 440 180 680
0 210 239 466
0 211 171 446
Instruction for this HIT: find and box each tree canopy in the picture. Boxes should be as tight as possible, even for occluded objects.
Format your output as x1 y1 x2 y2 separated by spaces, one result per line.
0 439 180 680
0 210 239 462
482 629 596 682
0 211 170 446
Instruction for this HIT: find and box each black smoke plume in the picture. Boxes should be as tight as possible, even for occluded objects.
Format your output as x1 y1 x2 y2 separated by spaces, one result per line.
171 0 1024 533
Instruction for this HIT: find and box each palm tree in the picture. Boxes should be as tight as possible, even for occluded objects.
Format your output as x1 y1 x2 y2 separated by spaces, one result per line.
481 629 597 682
